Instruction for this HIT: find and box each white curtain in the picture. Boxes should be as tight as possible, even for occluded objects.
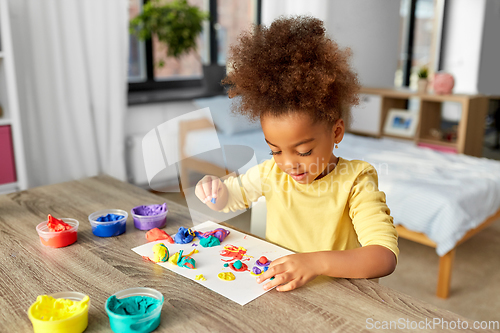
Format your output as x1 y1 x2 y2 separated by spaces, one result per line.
9 0 128 187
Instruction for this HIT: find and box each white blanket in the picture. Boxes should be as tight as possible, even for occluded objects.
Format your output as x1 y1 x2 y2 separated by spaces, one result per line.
186 130 500 256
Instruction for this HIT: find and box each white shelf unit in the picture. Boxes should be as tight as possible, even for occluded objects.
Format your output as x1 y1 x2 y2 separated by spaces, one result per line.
0 0 27 194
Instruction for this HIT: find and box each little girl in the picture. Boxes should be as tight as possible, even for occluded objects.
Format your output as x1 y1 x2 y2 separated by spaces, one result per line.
195 15 398 292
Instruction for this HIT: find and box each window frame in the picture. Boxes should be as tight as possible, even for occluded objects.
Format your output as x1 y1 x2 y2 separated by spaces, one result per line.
400 0 447 87
128 0 262 93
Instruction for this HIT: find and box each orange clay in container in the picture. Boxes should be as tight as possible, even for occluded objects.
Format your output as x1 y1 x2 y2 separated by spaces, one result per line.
36 218 79 248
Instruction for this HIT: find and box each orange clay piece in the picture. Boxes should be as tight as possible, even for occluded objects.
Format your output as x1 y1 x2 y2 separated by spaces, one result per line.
145 228 174 243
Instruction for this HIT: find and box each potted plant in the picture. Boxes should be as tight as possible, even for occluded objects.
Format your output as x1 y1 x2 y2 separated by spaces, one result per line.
130 0 225 93
417 66 429 93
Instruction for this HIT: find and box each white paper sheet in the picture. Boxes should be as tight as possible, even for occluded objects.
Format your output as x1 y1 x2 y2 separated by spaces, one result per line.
131 221 295 306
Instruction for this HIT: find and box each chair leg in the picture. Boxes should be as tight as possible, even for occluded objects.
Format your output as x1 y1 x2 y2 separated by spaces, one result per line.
436 248 455 298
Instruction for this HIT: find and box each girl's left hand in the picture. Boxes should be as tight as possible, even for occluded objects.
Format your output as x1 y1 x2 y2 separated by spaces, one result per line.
256 253 321 292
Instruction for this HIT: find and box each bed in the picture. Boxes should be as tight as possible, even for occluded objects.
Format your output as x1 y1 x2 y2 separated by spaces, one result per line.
179 98 500 299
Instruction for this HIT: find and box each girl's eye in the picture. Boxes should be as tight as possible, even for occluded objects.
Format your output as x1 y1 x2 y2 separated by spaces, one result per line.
269 150 281 156
298 150 312 156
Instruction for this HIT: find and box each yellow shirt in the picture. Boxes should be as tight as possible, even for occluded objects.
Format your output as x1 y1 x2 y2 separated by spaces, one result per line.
220 157 399 261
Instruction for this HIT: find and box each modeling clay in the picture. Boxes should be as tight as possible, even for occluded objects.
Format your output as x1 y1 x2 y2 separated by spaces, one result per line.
264 266 269 272
229 260 248 272
178 256 196 269
233 260 243 270
168 252 180 265
223 263 229 267
146 228 174 243
30 295 89 321
92 222 126 237
96 214 124 222
107 295 161 316
199 235 220 248
195 274 206 281
195 228 230 242
132 203 167 216
168 249 198 269
46 215 72 232
211 198 216 204
218 272 236 281
152 243 169 262
220 245 250 262
174 227 195 244
251 267 262 275
256 256 271 267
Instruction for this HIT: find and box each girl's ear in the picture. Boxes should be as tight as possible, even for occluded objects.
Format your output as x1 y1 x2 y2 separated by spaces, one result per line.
332 119 345 144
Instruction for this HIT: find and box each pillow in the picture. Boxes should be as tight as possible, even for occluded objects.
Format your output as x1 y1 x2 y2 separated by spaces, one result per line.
193 95 261 135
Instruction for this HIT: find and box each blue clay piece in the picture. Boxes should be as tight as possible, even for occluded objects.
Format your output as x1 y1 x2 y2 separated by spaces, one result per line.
211 198 216 204
92 221 126 237
96 214 124 222
264 266 268 272
174 227 194 244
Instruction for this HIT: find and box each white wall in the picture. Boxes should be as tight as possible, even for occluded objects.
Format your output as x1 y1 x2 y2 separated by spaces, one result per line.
440 0 487 94
262 0 401 88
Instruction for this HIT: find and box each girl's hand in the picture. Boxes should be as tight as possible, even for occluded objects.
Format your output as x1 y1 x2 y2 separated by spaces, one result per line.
195 175 222 204
256 253 321 292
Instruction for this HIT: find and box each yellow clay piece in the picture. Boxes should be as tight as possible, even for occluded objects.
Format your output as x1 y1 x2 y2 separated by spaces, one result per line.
168 252 180 265
30 295 89 321
152 243 169 262
218 272 236 281
195 274 206 281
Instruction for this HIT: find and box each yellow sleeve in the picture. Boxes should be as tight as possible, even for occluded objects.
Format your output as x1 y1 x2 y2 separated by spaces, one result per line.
219 160 271 213
348 165 399 263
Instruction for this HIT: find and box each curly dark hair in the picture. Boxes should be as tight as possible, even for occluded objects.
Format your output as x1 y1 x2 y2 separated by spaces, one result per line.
221 15 360 126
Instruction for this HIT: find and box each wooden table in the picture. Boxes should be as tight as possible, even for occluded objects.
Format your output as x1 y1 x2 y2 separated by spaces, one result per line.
0 176 491 332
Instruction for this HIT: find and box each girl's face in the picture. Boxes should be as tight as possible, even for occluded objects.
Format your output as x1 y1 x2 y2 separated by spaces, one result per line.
261 112 344 184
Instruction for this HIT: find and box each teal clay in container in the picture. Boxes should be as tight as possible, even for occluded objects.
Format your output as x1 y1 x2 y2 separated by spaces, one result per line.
105 288 164 333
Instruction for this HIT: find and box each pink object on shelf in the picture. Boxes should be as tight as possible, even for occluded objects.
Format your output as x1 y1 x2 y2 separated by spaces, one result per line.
0 126 17 185
418 142 457 154
433 72 455 95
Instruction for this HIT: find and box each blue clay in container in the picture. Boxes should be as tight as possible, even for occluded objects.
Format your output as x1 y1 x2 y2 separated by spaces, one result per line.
92 221 126 237
88 209 128 238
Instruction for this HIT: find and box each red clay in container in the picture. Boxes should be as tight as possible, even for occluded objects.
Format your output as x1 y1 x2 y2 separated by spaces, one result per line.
36 218 79 248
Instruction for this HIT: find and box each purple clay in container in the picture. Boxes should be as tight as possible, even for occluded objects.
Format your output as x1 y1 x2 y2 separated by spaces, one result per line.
131 203 168 231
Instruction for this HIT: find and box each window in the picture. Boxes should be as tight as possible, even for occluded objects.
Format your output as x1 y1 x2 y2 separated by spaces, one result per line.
395 0 445 88
128 0 261 94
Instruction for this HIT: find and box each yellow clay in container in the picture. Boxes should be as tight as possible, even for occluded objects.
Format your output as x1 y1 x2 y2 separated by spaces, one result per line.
28 292 90 333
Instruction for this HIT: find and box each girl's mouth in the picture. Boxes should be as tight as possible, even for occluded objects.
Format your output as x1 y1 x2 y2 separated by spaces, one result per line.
290 172 307 181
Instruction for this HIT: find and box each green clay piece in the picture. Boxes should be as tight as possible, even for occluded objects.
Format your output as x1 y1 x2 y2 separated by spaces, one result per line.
177 256 196 269
270 277 275 280
199 235 221 248
233 260 243 270
223 263 229 267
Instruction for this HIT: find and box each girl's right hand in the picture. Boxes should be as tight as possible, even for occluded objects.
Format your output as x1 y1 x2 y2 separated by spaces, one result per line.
195 175 222 204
